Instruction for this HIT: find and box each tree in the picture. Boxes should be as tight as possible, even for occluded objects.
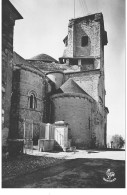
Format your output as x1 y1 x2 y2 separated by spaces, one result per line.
111 134 125 149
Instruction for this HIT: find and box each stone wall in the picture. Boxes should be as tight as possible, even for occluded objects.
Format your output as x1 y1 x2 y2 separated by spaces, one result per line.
98 74 105 107
63 21 74 57
2 50 13 130
2 7 14 140
65 70 101 102
10 68 46 140
50 92 106 149
2 0 22 147
74 19 100 58
61 13 108 74
92 104 105 148
63 70 106 148
50 93 93 148
46 72 64 90
65 70 105 106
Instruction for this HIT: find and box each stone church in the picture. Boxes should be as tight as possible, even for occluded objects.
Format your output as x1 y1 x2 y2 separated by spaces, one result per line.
2 0 109 150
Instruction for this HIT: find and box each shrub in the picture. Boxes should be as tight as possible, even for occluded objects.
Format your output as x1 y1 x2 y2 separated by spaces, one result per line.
111 134 125 149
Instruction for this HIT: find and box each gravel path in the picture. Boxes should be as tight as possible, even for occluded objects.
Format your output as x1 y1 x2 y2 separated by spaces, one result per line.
2 154 65 181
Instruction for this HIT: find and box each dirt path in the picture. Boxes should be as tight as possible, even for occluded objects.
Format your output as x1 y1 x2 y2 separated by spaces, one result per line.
2 158 125 188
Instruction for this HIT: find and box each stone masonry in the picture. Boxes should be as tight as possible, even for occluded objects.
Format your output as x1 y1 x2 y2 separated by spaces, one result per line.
2 2 109 150
2 0 23 148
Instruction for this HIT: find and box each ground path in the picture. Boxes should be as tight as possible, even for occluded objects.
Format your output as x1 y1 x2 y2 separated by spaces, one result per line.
2 150 125 188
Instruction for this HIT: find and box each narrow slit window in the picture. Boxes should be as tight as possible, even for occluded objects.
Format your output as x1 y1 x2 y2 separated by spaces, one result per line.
81 36 88 47
29 93 37 109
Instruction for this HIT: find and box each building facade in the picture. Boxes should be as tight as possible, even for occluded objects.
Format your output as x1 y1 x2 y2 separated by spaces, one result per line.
51 13 109 148
2 0 23 148
2 1 109 150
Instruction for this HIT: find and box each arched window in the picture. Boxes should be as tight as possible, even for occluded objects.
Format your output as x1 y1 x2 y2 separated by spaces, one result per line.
81 36 88 47
28 92 37 109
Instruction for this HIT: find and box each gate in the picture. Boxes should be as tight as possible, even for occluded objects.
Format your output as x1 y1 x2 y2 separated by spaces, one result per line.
23 119 33 153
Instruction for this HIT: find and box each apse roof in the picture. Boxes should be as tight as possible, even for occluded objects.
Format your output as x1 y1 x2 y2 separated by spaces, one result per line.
60 78 89 95
13 52 45 76
13 52 31 67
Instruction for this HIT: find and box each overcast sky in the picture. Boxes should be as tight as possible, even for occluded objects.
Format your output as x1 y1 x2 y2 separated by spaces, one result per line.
9 0 125 141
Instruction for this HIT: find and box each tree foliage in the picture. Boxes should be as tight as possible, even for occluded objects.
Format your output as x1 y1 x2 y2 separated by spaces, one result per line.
111 134 125 149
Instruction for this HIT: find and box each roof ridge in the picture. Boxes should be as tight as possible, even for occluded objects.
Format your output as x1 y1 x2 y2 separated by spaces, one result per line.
73 80 90 96
60 78 88 95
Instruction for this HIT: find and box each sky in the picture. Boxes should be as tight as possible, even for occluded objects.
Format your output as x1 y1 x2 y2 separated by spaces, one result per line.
9 0 126 141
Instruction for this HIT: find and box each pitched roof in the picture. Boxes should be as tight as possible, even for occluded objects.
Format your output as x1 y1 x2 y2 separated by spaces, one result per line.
60 78 89 95
27 60 69 72
13 52 31 67
74 79 97 101
13 52 45 76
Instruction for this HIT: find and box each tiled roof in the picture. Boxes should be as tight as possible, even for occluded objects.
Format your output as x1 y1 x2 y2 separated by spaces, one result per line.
13 52 69 73
13 52 31 67
28 53 58 63
13 52 46 76
27 60 69 72
60 78 88 95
